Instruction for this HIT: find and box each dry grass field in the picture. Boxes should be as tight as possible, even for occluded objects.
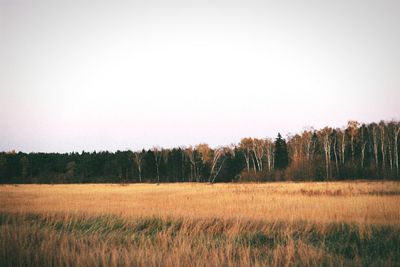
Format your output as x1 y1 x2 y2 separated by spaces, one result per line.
1 181 400 266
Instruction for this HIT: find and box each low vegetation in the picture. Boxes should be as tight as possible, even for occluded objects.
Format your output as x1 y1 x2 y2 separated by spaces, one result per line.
1 181 399 266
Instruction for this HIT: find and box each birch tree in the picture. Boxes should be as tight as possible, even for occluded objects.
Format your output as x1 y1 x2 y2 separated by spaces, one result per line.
338 129 346 165
301 128 314 162
239 138 253 172
264 138 274 172
347 120 359 164
209 147 231 183
320 127 332 180
371 123 379 169
332 130 340 174
379 121 386 172
360 125 368 169
252 138 265 172
133 151 144 182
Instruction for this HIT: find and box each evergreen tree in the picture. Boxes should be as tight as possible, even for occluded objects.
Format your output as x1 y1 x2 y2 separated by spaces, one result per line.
274 133 289 170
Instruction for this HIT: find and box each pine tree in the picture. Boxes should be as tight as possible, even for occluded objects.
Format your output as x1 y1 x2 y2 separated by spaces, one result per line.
274 133 289 170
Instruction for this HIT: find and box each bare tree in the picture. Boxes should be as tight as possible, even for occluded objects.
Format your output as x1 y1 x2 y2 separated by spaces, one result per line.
394 122 400 175
360 126 367 169
379 121 386 172
339 130 346 165
347 120 359 164
371 124 379 169
186 146 204 182
133 151 144 183
252 138 265 172
320 127 332 180
387 127 394 173
264 138 274 172
209 147 230 183
239 138 253 172
332 130 340 174
153 146 162 183
302 128 314 162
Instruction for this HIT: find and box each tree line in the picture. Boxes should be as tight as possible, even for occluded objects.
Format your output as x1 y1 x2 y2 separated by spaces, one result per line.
1 120 399 183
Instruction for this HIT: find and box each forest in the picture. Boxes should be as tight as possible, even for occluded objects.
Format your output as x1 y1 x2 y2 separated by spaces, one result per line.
1 120 399 183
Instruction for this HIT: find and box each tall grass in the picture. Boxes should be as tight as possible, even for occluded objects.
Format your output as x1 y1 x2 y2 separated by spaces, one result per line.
1 213 399 266
1 181 399 266
1 181 399 224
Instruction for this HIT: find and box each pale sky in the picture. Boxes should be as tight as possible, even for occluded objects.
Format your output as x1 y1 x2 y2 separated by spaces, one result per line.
1 0 399 152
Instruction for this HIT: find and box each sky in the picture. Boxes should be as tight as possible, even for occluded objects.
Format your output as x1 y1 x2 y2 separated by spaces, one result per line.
0 0 399 152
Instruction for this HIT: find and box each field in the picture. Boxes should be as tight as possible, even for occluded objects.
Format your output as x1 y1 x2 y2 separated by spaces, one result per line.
1 181 400 266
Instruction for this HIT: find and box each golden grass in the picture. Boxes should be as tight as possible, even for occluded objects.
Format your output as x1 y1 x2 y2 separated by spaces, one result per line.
1 181 399 225
1 181 400 266
2 211 400 267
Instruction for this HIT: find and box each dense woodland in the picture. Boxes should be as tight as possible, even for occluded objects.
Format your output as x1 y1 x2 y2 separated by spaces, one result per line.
1 120 399 183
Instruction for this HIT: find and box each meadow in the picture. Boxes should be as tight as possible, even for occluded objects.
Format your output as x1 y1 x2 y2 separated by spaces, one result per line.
1 181 400 266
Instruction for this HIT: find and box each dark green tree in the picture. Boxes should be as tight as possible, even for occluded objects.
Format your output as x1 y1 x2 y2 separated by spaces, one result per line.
274 133 289 170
